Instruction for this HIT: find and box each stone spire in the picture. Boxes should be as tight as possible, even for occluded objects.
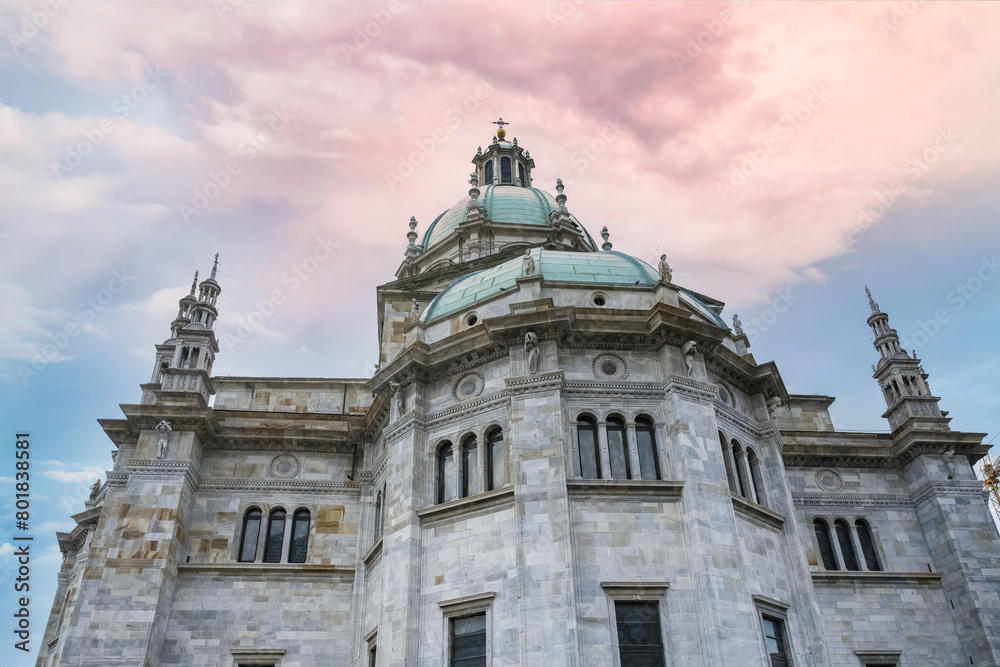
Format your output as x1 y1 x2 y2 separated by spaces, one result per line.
555 178 567 211
405 216 422 259
142 258 222 407
865 287 946 431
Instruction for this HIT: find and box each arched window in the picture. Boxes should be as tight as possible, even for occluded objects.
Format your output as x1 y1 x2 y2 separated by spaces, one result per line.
731 440 750 498
437 442 455 504
607 416 631 480
373 490 384 540
517 162 525 185
500 156 512 183
855 519 881 571
835 519 859 571
289 509 310 563
577 415 601 479
635 417 660 480
813 518 838 570
484 160 493 185
719 432 737 493
238 508 262 562
462 435 480 497
263 508 286 563
746 447 765 506
486 427 504 491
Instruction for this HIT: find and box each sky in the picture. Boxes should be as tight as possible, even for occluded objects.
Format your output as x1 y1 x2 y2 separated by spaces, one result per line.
1 1 999 663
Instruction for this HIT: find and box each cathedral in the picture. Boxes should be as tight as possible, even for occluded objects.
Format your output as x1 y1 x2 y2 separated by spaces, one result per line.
37 126 1000 667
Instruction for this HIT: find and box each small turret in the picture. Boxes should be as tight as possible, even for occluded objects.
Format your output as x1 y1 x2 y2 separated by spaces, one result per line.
140 256 222 407
865 287 946 431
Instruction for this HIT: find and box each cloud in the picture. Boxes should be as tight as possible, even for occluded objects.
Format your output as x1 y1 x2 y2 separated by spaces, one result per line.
38 460 109 485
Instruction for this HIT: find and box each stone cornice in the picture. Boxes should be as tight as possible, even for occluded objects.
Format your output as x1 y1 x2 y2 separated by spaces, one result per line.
566 479 684 500
663 374 716 402
198 479 360 493
715 402 766 440
504 370 565 396
176 562 353 577
811 571 942 586
562 380 665 399
424 391 511 428
909 480 986 506
792 492 914 509
126 460 202 488
416 487 515 526
731 493 785 530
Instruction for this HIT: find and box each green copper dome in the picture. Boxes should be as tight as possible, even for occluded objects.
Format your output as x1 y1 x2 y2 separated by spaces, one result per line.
422 249 661 321
421 185 598 251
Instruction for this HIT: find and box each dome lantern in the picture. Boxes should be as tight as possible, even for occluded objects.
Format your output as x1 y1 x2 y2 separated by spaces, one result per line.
474 119 534 188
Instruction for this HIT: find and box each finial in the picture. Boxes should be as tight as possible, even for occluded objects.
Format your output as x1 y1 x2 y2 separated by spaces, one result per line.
525 150 530 160
406 216 419 250
189 271 198 296
210 253 219 280
865 286 879 313
469 172 478 187
601 226 612 251
554 178 568 211
512 137 517 147
477 146 482 156
409 216 417 232
492 117 509 140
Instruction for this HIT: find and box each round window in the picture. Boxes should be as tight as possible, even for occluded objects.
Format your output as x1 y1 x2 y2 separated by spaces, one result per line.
461 380 477 396
601 361 618 375
717 386 731 404
593 295 606 306
466 314 478 326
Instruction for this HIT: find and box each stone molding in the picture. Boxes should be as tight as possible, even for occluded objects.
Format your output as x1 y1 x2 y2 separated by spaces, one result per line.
663 374 716 402
504 370 565 395
211 438 357 454
177 562 352 577
416 486 515 526
715 401 766 439
909 479 985 506
425 390 510 427
199 479 360 493
427 346 509 383
811 571 942 586
731 493 785 530
566 479 684 500
563 380 663 399
437 591 497 613
600 581 670 599
363 536 383 568
792 492 914 509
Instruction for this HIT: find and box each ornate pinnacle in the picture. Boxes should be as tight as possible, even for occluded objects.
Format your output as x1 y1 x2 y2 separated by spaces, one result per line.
406 216 419 247
469 172 478 187
601 226 613 251
555 178 567 211
865 286 879 313
477 146 482 156
210 253 219 280
189 271 198 296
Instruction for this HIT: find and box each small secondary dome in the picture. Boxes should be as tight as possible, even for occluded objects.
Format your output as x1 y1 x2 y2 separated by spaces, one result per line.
422 248 661 321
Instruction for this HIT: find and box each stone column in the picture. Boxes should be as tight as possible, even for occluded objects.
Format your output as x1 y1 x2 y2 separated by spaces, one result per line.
625 421 642 479
596 420 612 480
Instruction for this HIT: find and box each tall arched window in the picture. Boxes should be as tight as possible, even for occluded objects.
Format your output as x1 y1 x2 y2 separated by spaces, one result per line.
289 509 310 563
373 490 384 540
855 519 881 571
746 447 765 506
607 416 631 480
462 435 480 498
813 518 838 570
517 162 525 185
500 156 512 183
835 519 859 571
263 508 286 563
719 432 737 493
437 442 455 504
486 427 504 491
484 160 493 184
731 440 750 498
238 508 262 562
577 415 601 479
635 417 660 480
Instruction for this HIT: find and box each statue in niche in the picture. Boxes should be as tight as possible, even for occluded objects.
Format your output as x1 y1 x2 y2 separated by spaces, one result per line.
658 254 673 283
154 420 172 459
88 479 101 502
522 249 536 277
525 331 540 374
681 340 697 377
409 298 420 320
943 449 957 479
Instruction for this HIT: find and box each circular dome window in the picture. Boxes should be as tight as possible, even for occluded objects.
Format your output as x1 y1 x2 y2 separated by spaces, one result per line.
593 353 628 381
466 313 479 326
453 373 484 401
592 292 609 307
